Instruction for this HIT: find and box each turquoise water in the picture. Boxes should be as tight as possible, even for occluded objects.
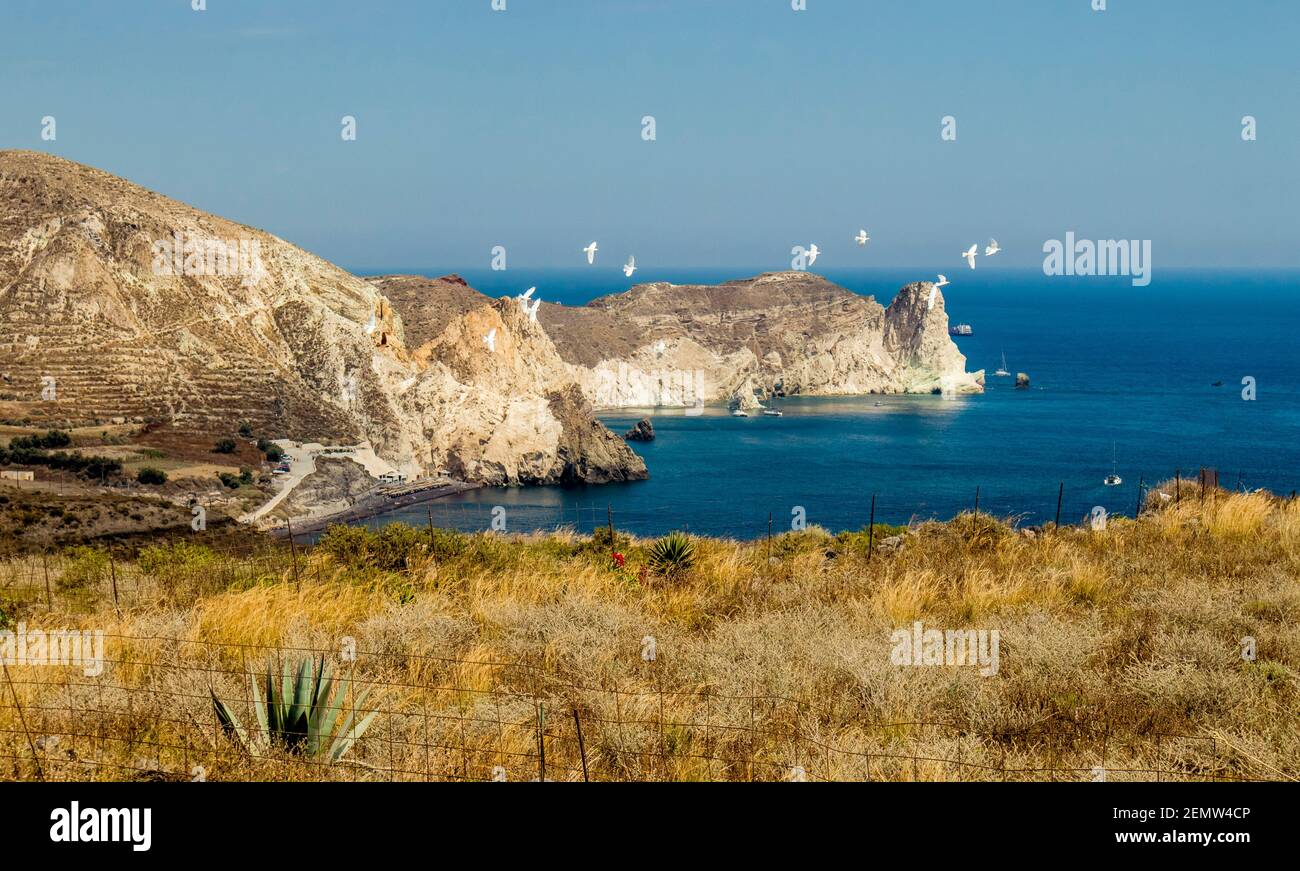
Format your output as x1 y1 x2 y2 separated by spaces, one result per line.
354 267 1300 539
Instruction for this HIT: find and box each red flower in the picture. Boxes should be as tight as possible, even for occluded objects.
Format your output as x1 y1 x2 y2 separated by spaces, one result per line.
612 552 626 568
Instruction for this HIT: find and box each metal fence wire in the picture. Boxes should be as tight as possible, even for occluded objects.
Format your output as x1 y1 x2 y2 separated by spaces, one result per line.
0 633 1267 783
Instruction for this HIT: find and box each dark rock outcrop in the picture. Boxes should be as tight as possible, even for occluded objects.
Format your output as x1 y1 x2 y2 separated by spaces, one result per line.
624 418 655 442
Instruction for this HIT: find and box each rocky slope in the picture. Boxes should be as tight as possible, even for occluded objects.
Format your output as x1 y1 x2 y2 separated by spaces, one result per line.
0 151 643 486
539 272 983 407
374 271 982 413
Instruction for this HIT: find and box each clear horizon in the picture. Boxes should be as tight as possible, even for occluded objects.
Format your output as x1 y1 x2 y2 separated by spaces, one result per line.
3 0 1297 270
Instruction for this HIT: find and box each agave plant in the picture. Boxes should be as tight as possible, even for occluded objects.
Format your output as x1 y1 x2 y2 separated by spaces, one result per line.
211 655 378 763
647 531 696 576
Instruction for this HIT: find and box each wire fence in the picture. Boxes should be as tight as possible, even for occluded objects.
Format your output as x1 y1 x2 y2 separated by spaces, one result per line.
0 633 1268 783
1 475 1287 782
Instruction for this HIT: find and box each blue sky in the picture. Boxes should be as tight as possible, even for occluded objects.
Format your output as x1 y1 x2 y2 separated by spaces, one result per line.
2 0 1297 270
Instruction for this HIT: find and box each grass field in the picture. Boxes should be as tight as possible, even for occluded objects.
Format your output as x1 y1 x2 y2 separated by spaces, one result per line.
1 482 1296 782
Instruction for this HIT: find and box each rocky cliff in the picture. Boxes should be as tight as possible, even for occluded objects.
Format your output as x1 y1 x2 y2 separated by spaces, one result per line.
0 151 643 485
536 271 983 406
0 151 979 489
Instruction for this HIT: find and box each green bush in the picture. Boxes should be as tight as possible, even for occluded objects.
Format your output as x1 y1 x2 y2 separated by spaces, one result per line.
372 523 434 571
136 467 168 486
137 541 220 585
213 438 237 454
59 546 109 590
317 522 468 571
256 438 285 461
317 525 378 568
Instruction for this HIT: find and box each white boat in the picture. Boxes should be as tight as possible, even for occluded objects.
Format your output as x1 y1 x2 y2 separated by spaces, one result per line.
1104 443 1122 486
994 351 1010 378
762 409 782 417
731 409 748 417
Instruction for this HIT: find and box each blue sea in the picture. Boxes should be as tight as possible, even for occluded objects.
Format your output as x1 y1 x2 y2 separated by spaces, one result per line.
352 267 1300 539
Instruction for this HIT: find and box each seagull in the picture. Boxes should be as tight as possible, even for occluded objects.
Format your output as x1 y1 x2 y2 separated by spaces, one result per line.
984 239 1001 257
583 242 598 265
623 256 637 278
962 245 978 269
927 275 949 311
807 243 821 266
855 229 870 246
363 310 377 335
483 328 496 353
516 287 539 318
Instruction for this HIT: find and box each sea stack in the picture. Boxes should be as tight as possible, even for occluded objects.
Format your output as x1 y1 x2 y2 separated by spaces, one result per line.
624 418 655 442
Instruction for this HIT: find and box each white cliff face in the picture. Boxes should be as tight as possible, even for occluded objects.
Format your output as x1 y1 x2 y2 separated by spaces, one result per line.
545 272 983 408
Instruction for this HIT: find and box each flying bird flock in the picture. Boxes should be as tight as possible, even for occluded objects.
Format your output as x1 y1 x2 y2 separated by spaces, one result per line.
473 234 1001 353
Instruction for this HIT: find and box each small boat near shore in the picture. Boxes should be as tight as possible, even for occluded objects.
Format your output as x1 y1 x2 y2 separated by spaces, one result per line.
949 324 973 337
731 409 748 417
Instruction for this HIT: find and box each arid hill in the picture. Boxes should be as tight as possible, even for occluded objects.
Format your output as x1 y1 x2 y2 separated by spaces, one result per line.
0 150 641 485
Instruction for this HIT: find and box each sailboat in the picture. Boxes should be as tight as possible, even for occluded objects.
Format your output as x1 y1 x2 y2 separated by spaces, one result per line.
762 396 783 416
1104 443 1122 486
994 351 1010 378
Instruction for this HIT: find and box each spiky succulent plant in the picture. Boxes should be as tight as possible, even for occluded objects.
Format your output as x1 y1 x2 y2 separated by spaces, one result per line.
211 655 378 763
647 531 696 576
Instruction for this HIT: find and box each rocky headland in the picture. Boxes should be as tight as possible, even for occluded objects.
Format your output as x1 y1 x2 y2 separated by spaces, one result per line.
1 151 982 501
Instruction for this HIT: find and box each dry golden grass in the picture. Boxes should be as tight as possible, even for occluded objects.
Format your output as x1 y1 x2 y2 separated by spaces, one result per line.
1 484 1297 782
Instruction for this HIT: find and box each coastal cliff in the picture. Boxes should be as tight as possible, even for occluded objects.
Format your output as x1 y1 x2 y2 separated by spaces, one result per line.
0 151 643 486
0 151 979 488
537 272 984 406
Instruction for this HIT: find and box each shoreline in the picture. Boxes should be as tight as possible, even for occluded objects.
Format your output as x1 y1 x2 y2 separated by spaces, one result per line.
269 479 483 539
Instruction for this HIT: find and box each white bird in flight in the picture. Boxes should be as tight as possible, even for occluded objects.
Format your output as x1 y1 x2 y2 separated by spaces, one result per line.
483 328 496 353
855 229 870 247
583 242 598 265
516 286 536 302
523 297 540 322
985 239 1001 257
807 243 821 266
623 256 637 278
363 310 377 335
962 245 978 269
935 274 950 289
